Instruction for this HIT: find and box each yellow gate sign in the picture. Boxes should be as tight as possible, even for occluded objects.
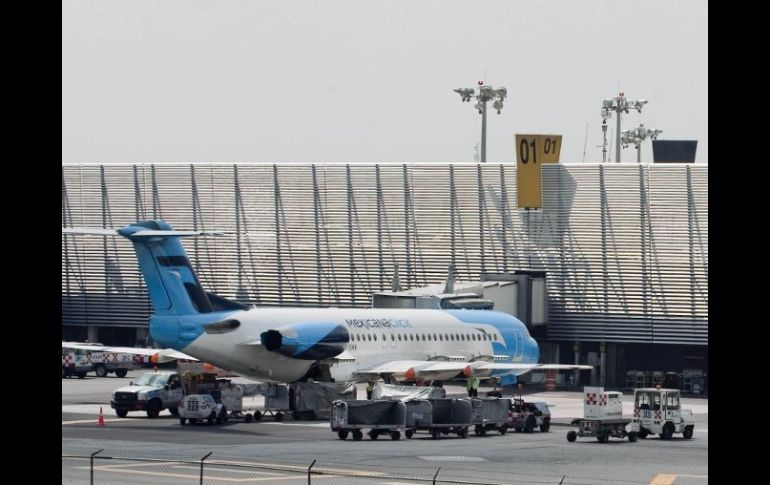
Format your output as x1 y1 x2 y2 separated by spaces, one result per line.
516 134 562 209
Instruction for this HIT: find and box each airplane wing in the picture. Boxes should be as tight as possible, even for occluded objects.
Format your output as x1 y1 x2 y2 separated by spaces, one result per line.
466 362 594 378
61 342 197 362
355 359 593 381
355 359 469 381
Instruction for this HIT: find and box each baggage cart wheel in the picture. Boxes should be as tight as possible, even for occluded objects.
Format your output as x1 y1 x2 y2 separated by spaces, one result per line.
337 430 349 440
567 430 577 442
405 429 414 439
431 428 440 440
597 431 609 443
275 412 284 422
245 413 253 423
683 425 694 439
628 431 638 442
390 431 400 440
370 430 379 440
253 411 262 421
352 430 363 441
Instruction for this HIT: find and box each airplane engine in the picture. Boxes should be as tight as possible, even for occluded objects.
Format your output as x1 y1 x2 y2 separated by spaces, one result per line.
260 322 349 360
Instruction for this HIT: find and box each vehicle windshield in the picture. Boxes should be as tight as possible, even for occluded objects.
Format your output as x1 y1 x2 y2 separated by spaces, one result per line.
134 373 169 388
635 391 661 411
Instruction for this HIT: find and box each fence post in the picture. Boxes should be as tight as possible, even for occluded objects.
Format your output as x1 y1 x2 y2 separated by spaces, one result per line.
90 449 103 485
433 467 441 485
200 451 213 485
308 459 316 485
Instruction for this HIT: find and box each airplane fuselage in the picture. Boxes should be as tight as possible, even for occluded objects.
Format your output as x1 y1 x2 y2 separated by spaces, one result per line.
152 307 539 383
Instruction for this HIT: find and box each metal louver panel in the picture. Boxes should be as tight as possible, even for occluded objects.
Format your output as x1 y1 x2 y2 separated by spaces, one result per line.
62 162 707 345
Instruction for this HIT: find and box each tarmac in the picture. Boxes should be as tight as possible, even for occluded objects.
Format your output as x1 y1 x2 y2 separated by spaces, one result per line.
63 370 708 485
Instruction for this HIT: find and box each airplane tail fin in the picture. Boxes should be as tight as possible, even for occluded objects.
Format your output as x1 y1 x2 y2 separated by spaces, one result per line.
63 220 235 317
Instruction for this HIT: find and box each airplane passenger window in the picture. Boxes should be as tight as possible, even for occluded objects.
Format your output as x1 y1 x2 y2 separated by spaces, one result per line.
382 334 386 341
397 334 402 341
433 334 437 341
422 333 426 341
450 334 455 341
439 334 443 341
372 334 376 341
367 334 372 341
461 334 465 341
391 334 395 341
409 334 414 341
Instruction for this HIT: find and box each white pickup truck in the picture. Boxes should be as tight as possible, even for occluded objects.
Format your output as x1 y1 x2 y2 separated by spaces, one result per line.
111 371 184 418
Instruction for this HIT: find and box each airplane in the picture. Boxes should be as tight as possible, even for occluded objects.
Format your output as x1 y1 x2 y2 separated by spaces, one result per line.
62 220 592 385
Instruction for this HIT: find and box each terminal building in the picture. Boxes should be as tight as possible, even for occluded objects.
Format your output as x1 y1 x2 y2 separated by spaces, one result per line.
62 162 708 392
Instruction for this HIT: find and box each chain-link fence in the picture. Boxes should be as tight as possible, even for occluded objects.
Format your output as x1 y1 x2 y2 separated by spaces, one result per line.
63 451 594 485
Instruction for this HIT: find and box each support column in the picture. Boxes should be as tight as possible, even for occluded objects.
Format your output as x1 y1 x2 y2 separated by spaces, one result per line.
600 342 607 387
573 342 580 387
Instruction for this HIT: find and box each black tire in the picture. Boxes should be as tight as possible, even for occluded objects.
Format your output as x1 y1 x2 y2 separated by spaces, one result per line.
146 400 161 419
597 431 609 443
660 422 674 440
683 425 694 439
458 427 468 438
217 407 227 424
352 430 363 441
474 425 481 436
338 430 348 440
76 372 87 379
370 430 379 440
638 427 648 439
169 407 179 417
479 427 487 437
275 412 284 422
499 424 508 435
628 431 638 442
180 418 186 425
525 415 536 433
567 430 577 442
253 411 262 421
292 411 301 420
115 369 128 378
115 408 128 418
207 411 216 425
431 428 440 440
95 365 108 378
390 431 401 441
245 413 254 423
540 418 550 432
405 429 414 439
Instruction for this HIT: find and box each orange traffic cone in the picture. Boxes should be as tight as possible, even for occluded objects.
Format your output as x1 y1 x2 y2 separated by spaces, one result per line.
98 406 105 426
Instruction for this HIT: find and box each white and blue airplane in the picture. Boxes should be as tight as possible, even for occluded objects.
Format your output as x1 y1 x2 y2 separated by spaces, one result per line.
63 220 590 384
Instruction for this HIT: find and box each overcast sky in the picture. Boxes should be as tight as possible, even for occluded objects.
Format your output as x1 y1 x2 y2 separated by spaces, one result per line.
62 0 708 164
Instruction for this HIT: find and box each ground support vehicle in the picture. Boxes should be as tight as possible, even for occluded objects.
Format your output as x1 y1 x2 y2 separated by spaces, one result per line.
630 387 694 440
470 397 511 436
111 371 184 418
331 400 407 441
421 398 472 439
404 399 433 439
178 394 227 425
510 399 551 433
566 387 636 443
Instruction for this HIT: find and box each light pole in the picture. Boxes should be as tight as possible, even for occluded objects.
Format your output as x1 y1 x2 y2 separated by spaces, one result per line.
621 124 663 163
454 81 507 163
601 92 648 163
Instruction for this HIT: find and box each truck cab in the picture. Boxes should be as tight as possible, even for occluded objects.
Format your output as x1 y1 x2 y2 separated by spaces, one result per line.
630 388 694 439
111 371 184 418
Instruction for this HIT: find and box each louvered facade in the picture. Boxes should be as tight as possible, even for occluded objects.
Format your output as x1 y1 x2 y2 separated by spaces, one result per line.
62 162 707 350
